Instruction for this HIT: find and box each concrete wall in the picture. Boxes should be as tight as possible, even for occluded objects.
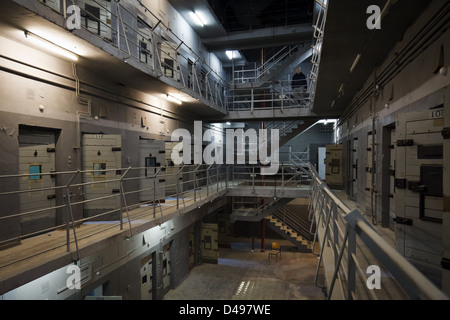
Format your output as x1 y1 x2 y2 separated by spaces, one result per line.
337 0 450 225
0 0 230 298
336 0 450 290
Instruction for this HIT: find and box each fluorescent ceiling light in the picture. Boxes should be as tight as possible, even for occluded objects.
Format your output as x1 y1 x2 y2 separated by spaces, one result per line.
24 31 78 62
167 94 182 105
350 53 361 73
226 122 231 125
226 50 241 60
191 11 206 27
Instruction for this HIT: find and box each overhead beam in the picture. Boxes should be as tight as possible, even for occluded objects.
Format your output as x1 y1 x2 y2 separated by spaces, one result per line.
202 24 313 51
206 109 337 122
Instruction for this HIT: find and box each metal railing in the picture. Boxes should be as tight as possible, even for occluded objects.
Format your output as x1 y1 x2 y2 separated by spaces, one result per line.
227 79 311 111
230 163 310 192
0 164 228 261
309 0 328 107
35 0 227 110
0 162 308 259
233 45 299 83
307 164 448 300
1 158 448 300
33 0 322 114
266 121 304 138
288 146 310 167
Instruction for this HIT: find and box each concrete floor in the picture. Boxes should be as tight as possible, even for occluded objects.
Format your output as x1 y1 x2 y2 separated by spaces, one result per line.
164 238 326 300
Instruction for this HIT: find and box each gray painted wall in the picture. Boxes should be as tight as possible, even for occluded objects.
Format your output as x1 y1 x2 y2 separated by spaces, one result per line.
336 0 450 289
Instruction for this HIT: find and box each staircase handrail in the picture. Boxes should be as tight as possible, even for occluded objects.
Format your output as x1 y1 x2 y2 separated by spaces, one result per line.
257 45 299 80
273 206 313 241
233 45 299 83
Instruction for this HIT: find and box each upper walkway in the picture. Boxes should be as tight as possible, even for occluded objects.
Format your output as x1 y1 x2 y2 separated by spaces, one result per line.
0 163 309 295
0 162 448 299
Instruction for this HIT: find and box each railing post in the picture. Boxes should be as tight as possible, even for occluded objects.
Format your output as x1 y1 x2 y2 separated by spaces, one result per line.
327 225 350 300
251 88 254 112
119 167 132 234
226 165 229 189
153 168 161 218
332 203 339 266
314 192 332 286
217 164 221 192
176 165 184 210
194 164 201 202
176 170 180 210
64 170 81 261
207 164 213 197
347 226 356 300
252 166 255 192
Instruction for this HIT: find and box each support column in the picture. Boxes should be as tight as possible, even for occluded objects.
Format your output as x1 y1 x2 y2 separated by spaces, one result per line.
251 222 255 252
154 242 164 300
442 85 450 296
261 219 265 252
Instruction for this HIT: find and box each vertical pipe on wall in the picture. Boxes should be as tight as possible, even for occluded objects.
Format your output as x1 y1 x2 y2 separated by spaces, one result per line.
370 71 377 225
371 112 377 225
72 63 91 149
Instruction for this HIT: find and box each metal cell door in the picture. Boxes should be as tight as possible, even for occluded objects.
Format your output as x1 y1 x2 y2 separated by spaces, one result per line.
351 138 359 200
160 42 180 81
82 134 122 220
395 108 444 278
139 139 165 203
325 144 343 189
201 223 219 264
19 129 56 236
389 129 396 228
140 253 154 300
162 243 172 293
165 141 178 196
189 225 195 270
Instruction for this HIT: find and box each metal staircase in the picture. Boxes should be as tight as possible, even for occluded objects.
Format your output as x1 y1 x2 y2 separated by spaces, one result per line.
230 197 293 223
265 203 314 252
241 119 318 151
226 43 314 114
233 45 312 87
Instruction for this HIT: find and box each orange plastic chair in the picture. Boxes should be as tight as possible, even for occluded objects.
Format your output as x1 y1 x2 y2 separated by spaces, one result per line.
268 242 281 261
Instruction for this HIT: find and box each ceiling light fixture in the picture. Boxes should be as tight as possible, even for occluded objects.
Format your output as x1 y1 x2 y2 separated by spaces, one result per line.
350 53 361 73
226 50 234 60
167 94 182 105
191 11 206 27
24 31 79 62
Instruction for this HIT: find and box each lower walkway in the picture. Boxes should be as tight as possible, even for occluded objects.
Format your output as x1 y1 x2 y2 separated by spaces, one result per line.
164 238 325 300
